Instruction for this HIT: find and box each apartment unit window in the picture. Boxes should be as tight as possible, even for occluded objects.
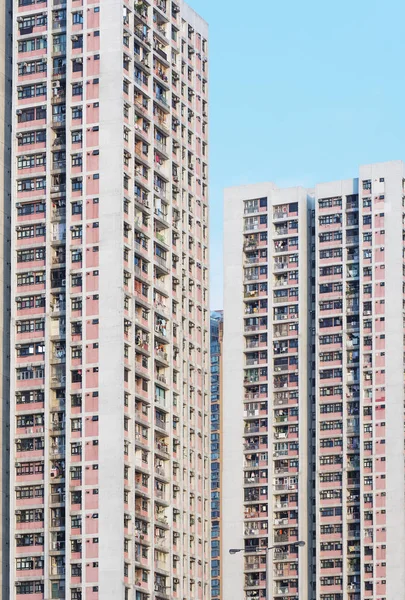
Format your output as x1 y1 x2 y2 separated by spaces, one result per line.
16 582 44 594
72 106 83 120
320 507 342 517
16 486 44 499
18 37 47 53
71 298 82 311
319 248 342 259
72 11 83 24
72 35 83 49
71 443 82 456
319 473 342 482
16 557 44 570
16 509 43 523
17 106 46 123
319 231 342 242
17 367 44 380
318 197 342 208
71 201 82 215
319 214 341 225
17 248 45 262
72 178 82 191
72 130 82 143
320 401 342 413
320 420 342 431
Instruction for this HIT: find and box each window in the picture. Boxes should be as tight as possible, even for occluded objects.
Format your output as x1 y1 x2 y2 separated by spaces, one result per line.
72 83 83 96
72 11 83 24
16 582 44 594
72 201 82 215
72 130 82 143
72 106 83 120
73 59 83 72
319 214 341 225
72 35 83 49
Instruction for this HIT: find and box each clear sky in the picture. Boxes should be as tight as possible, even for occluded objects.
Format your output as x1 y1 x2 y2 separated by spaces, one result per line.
189 0 405 309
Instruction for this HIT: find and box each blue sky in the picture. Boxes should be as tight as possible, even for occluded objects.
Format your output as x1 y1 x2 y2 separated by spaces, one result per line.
189 0 405 309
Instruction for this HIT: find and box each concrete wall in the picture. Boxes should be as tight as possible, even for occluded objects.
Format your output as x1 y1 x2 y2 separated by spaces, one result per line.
98 0 125 597
223 183 276 599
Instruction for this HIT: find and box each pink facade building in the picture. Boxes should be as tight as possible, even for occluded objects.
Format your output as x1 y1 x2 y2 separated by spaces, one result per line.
314 162 405 600
0 0 12 597
222 162 405 600
10 0 209 599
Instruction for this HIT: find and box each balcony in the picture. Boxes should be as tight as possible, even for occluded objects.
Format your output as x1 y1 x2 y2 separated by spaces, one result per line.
52 114 66 127
244 238 258 250
155 440 169 455
273 210 288 220
155 254 169 271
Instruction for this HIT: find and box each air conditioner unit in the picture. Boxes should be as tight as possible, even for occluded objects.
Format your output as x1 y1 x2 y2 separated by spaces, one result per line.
16 109 22 115
61 279 66 287
16 133 23 138
52 81 60 89
75 58 83 64
17 86 23 92
17 17 24 22
71 35 79 41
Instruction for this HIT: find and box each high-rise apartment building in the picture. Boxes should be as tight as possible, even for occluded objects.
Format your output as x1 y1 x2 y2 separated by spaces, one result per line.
314 162 405 600
223 183 312 600
0 1 12 597
222 161 405 600
210 310 223 598
10 0 209 598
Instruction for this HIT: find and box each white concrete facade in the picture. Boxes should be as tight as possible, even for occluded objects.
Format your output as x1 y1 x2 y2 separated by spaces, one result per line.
9 0 210 599
223 161 405 600
223 183 312 600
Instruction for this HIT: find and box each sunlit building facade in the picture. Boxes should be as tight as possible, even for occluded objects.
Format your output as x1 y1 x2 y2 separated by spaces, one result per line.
210 310 223 598
222 162 405 600
10 0 209 599
0 0 12 597
223 183 312 600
